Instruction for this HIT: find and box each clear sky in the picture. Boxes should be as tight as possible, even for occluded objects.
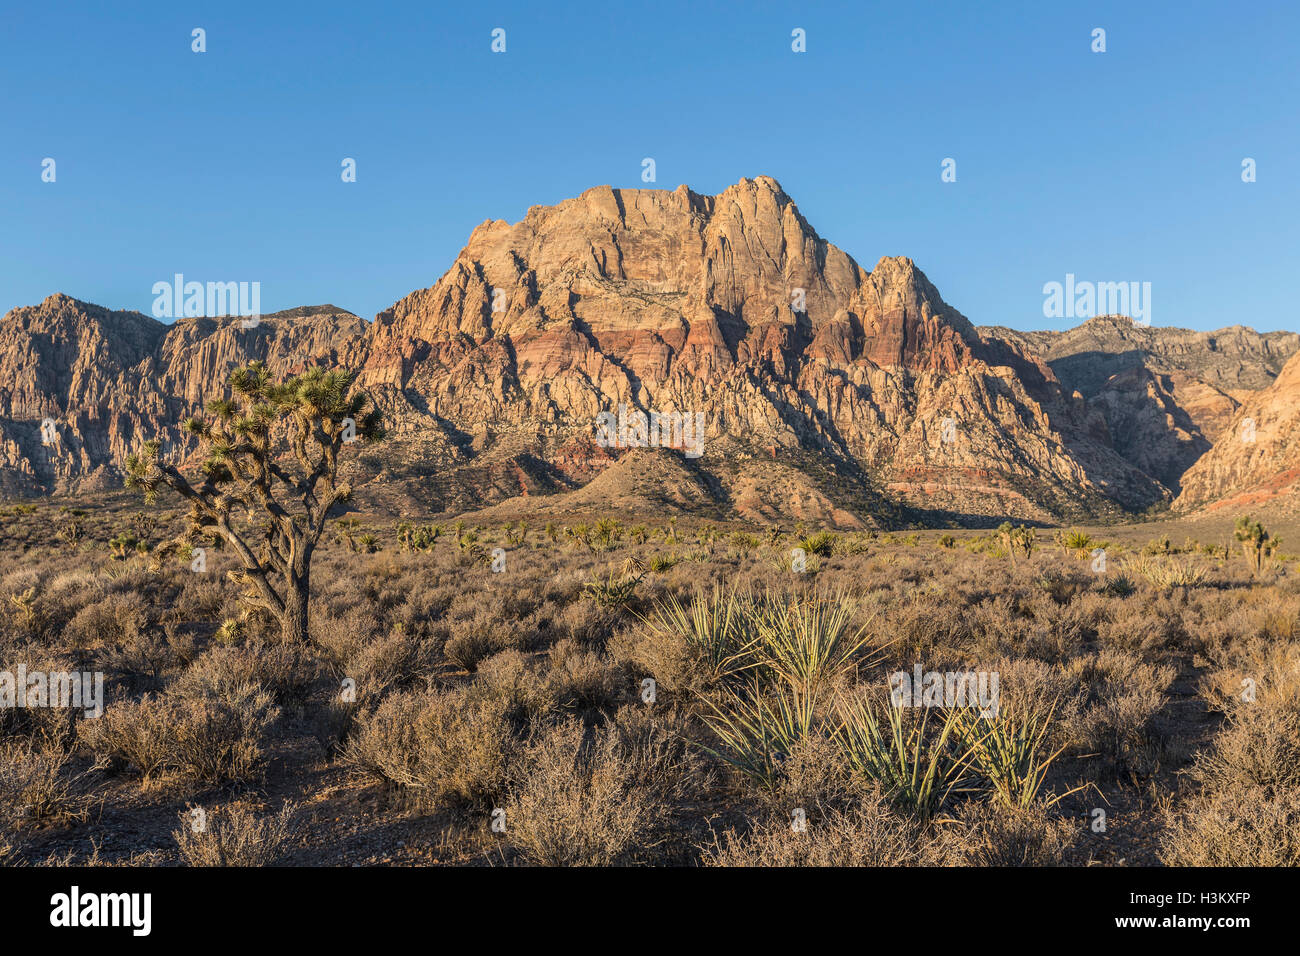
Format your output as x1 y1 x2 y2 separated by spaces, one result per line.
2 0 1296 332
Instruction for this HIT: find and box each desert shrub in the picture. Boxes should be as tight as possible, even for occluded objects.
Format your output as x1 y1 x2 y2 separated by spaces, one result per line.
169 684 280 784
1188 706 1300 796
175 642 321 708
340 627 433 700
0 739 96 828
80 694 177 780
762 730 860 814
1036 570 1086 605
503 719 657 866
547 638 624 710
172 802 297 866
1094 597 1186 659
702 788 940 866
0 652 81 748
310 608 381 668
1197 634 1300 717
942 800 1077 866
1062 651 1175 778
890 596 972 660
556 598 620 647
99 624 179 692
173 576 226 622
85 684 277 785
1160 787 1300 866
609 704 711 805
342 688 512 808
62 591 147 649
443 616 515 672
474 649 555 721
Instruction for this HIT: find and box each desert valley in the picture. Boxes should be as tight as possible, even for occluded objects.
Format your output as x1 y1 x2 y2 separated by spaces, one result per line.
1 177 1297 868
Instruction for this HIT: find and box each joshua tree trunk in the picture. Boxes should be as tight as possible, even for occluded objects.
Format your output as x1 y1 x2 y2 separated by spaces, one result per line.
283 564 310 644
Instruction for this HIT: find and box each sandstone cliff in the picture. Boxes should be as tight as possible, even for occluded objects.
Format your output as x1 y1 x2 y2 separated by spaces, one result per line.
1 178 1292 524
1174 350 1300 513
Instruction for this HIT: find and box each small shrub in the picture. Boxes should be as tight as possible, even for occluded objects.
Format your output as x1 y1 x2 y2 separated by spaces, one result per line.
173 802 297 866
504 719 656 866
343 688 512 808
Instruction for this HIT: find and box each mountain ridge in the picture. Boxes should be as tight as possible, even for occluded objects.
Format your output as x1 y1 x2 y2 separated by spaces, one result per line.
3 178 1295 523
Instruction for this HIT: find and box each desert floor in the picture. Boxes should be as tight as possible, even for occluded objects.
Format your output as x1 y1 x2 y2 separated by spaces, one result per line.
2 497 1297 866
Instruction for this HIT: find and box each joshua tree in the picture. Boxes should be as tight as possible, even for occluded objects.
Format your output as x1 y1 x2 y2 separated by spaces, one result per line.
335 517 363 552
57 507 87 550
998 522 1035 566
108 531 140 560
1234 516 1279 578
125 362 381 644
593 517 623 551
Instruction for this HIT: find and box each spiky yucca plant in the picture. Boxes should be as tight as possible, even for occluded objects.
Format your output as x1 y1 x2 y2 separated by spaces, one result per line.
640 585 759 686
752 590 878 699
836 695 976 822
952 701 1081 809
1054 528 1094 554
125 362 382 644
1123 555 1208 590
701 680 819 789
797 530 838 557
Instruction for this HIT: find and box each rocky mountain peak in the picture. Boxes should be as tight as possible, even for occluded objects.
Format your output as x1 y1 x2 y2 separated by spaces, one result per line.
0 181 1292 522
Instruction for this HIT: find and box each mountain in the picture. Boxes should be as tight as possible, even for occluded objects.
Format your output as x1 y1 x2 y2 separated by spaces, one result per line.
1174 350 1300 513
0 295 367 497
0 177 1294 525
356 176 1167 523
987 317 1299 492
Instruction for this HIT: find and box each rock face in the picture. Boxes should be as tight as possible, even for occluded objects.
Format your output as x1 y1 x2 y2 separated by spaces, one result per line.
1174 350 1300 513
357 177 1172 522
0 177 1294 523
988 317 1299 493
0 296 367 497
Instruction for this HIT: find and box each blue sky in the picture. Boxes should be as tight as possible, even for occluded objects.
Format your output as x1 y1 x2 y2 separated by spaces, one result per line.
2 0 1296 332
